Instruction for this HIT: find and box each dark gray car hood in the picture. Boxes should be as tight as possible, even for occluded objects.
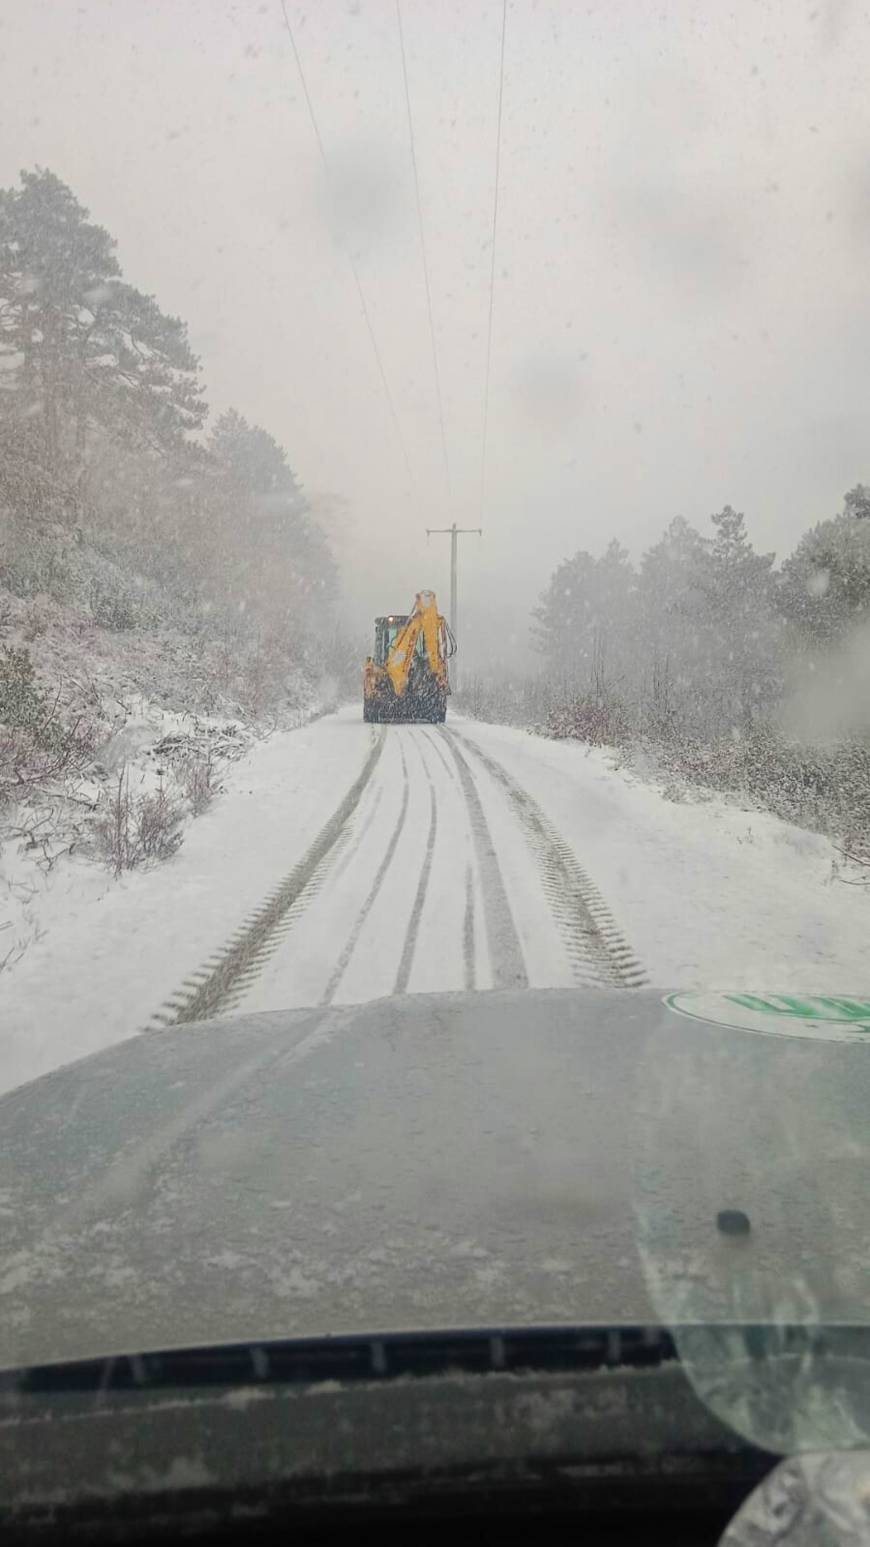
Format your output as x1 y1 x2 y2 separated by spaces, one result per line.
1 986 868 1370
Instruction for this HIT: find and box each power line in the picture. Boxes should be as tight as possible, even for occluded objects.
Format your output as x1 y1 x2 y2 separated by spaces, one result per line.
395 0 452 502
277 0 414 490
479 0 507 522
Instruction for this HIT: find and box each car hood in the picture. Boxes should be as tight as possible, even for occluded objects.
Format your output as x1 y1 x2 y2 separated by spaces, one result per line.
1 986 869 1369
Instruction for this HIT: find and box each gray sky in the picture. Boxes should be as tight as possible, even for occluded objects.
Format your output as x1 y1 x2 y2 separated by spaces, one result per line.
2 0 870 649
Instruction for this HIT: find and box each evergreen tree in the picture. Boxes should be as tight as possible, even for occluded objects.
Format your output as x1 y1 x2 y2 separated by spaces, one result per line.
695 506 778 730
0 168 205 515
636 516 708 732
206 411 336 640
533 538 635 697
778 491 870 645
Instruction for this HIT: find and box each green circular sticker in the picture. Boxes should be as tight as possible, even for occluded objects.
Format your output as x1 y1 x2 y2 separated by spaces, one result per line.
665 991 870 1043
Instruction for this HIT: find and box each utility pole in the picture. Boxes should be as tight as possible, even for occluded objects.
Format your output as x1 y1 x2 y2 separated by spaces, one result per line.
425 522 482 692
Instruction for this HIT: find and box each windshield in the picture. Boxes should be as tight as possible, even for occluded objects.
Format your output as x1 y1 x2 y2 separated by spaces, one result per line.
1 0 870 1490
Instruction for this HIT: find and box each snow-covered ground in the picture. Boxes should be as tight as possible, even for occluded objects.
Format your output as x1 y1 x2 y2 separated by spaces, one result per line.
2 706 868 1100
454 720 870 992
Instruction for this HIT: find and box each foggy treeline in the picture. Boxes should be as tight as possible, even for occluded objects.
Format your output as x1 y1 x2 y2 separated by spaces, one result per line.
463 494 870 845
534 495 870 737
0 168 351 709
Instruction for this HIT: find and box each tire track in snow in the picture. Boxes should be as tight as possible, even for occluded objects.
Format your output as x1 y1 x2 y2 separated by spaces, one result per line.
420 726 475 987
327 780 385 889
319 740 412 1006
393 736 437 994
462 863 476 990
445 735 528 990
144 729 386 1029
446 728 647 990
418 723 456 782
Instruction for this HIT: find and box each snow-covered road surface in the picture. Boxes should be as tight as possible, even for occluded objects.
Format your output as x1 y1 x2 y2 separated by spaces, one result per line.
163 717 644 1027
2 706 868 1096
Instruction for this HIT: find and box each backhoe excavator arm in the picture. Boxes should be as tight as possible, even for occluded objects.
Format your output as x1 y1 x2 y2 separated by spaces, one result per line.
386 591 446 698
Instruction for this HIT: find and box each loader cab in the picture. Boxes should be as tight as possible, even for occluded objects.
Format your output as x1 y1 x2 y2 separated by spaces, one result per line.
373 615 407 667
373 615 428 667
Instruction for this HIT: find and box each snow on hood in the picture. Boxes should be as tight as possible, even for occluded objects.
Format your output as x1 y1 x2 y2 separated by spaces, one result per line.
0 986 868 1380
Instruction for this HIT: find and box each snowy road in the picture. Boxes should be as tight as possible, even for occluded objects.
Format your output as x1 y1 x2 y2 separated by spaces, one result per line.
2 706 869 1095
157 717 645 1028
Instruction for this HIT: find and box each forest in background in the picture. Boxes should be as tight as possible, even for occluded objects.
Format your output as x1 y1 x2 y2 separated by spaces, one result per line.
0 167 356 694
0 169 359 878
461 493 870 861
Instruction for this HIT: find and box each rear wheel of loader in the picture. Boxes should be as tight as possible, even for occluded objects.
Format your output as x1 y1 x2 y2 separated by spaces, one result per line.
363 698 377 723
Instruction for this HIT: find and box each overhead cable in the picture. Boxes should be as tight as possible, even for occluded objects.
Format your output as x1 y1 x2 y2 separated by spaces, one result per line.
479 0 507 521
395 0 452 502
278 0 414 489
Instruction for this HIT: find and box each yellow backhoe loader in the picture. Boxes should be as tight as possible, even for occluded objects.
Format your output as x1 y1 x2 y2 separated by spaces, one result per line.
363 590 456 723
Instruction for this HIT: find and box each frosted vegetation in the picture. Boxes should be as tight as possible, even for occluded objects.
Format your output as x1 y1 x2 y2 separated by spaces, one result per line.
0 169 356 878
461 497 870 865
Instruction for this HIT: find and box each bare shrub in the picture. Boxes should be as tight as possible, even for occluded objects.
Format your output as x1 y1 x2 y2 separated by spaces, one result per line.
136 783 184 862
96 767 183 875
176 748 218 814
5 802 83 871
96 770 133 875
151 726 240 815
833 830 870 886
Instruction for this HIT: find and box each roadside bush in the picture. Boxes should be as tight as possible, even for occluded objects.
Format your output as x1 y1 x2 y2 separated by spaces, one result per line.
88 578 141 632
646 727 870 837
0 645 94 802
0 646 50 736
175 748 218 815
96 767 183 874
0 524 73 603
544 697 630 747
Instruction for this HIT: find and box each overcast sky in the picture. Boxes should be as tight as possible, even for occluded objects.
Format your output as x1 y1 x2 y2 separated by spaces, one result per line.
2 0 870 650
